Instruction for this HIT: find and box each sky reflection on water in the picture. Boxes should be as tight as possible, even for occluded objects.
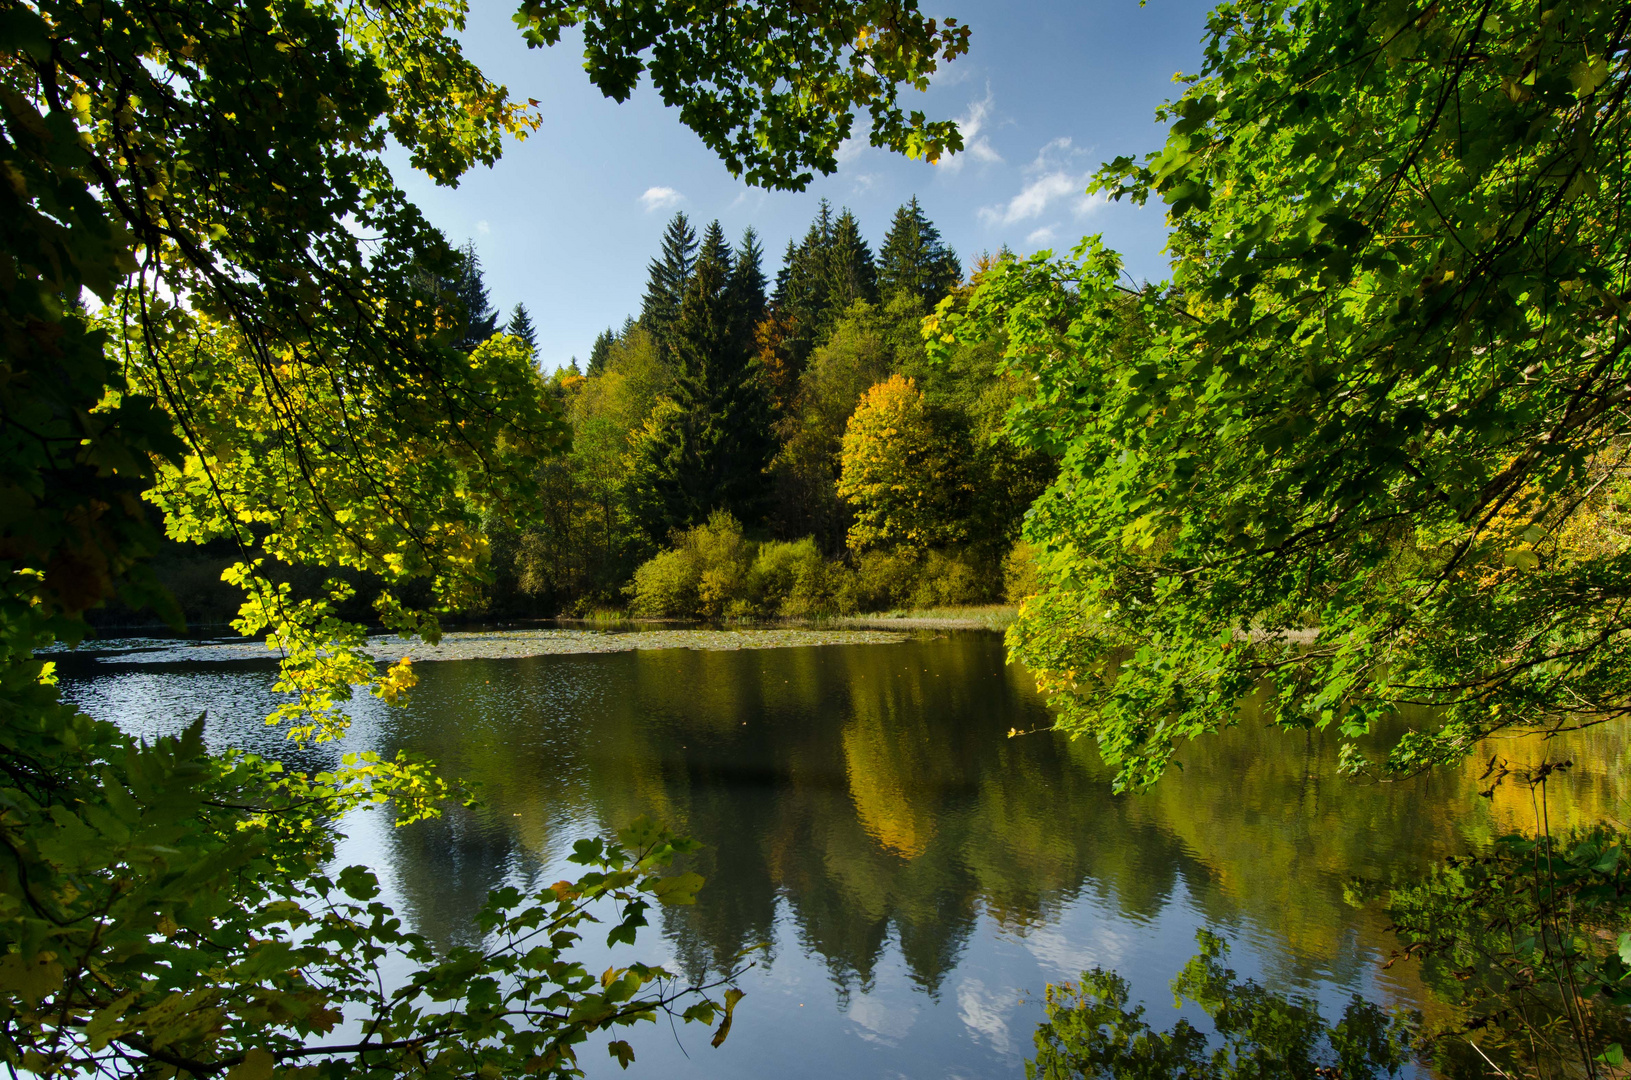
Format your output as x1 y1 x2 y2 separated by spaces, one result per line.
57 631 1631 1078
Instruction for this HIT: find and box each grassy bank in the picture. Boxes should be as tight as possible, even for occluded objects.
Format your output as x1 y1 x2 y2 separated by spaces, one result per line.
820 604 1017 631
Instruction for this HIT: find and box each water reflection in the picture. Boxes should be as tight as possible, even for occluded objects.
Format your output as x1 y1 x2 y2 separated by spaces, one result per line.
57 631 1631 1078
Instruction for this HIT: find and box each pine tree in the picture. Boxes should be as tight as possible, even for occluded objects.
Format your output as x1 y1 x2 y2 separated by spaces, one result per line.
449 240 499 350
640 212 698 354
587 326 615 376
824 208 878 316
878 196 961 308
636 239 774 535
506 303 538 359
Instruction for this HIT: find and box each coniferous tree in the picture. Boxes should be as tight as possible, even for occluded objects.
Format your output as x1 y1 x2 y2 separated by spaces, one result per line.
430 241 499 350
506 303 538 359
728 227 768 336
636 241 774 536
587 326 616 376
640 212 699 354
878 196 961 308
451 240 500 350
774 202 837 370
771 239 799 309
698 219 733 272
823 208 877 316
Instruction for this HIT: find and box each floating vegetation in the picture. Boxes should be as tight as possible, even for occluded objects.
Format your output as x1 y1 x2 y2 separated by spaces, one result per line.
81 627 909 665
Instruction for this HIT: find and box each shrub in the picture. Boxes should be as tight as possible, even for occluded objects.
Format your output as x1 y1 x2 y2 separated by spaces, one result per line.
688 511 751 617
910 548 989 608
743 538 831 617
627 547 700 616
1003 539 1040 604
836 549 922 613
627 510 754 617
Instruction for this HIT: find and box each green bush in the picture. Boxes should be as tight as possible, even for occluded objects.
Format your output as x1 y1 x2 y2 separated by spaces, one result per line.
626 546 701 616
627 510 753 617
743 538 832 617
835 549 922 613
1003 539 1041 604
629 517 1003 618
688 511 752 617
910 548 989 608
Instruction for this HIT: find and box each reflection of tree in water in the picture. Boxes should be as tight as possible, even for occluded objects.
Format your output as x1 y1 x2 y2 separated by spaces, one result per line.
361 632 1631 1011
386 803 518 952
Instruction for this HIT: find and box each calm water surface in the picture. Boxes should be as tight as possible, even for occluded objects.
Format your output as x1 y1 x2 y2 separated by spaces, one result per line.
58 630 1631 1078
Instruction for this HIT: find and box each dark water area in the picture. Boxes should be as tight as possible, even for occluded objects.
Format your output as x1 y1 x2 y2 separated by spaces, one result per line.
57 631 1631 1078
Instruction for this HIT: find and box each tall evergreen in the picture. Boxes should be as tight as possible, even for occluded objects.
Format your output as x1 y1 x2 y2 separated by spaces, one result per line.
638 239 774 534
771 239 799 309
640 212 699 353
774 202 837 370
506 303 538 360
587 326 615 376
878 196 961 308
823 208 877 315
729 227 768 334
451 240 499 350
697 219 733 273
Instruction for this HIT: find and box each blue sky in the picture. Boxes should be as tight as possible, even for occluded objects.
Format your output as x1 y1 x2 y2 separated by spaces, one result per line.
389 0 1217 371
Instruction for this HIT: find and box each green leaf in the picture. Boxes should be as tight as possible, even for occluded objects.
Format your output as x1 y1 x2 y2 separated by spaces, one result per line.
711 988 746 1048
227 1048 275 1080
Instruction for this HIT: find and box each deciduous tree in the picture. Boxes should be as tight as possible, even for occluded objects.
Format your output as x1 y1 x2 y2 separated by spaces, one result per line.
837 374 970 551
939 0 1631 789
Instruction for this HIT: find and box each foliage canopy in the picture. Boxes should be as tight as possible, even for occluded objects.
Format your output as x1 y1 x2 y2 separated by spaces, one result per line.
939 0 1631 788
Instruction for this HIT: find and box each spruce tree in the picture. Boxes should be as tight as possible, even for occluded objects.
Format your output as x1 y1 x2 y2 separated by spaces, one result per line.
450 240 500 350
771 239 799 309
878 196 962 308
774 203 837 370
823 208 877 316
728 227 768 346
506 303 538 359
637 240 774 535
587 326 615 376
639 212 698 354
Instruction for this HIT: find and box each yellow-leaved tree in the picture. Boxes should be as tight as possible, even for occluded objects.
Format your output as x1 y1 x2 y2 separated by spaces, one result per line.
837 374 971 551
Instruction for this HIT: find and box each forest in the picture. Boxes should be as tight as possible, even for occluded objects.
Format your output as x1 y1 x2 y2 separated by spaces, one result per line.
5 0 1631 1077
123 200 1051 628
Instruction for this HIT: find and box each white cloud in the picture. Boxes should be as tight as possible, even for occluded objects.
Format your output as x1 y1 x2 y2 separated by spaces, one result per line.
940 88 1002 172
1026 225 1058 247
846 995 918 1043
475 220 491 235
639 186 684 213
978 137 1105 229
979 172 1082 226
836 120 873 166
851 172 879 193
1074 191 1108 218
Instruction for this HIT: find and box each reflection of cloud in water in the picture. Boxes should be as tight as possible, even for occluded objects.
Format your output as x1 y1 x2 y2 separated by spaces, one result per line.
1020 921 1138 980
955 977 1018 1056
845 993 918 1043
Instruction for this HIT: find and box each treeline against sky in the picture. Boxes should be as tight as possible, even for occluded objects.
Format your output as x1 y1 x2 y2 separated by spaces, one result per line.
123 199 1053 626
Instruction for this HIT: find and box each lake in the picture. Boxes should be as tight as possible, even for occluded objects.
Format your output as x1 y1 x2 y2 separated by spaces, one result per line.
56 628 1630 1078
